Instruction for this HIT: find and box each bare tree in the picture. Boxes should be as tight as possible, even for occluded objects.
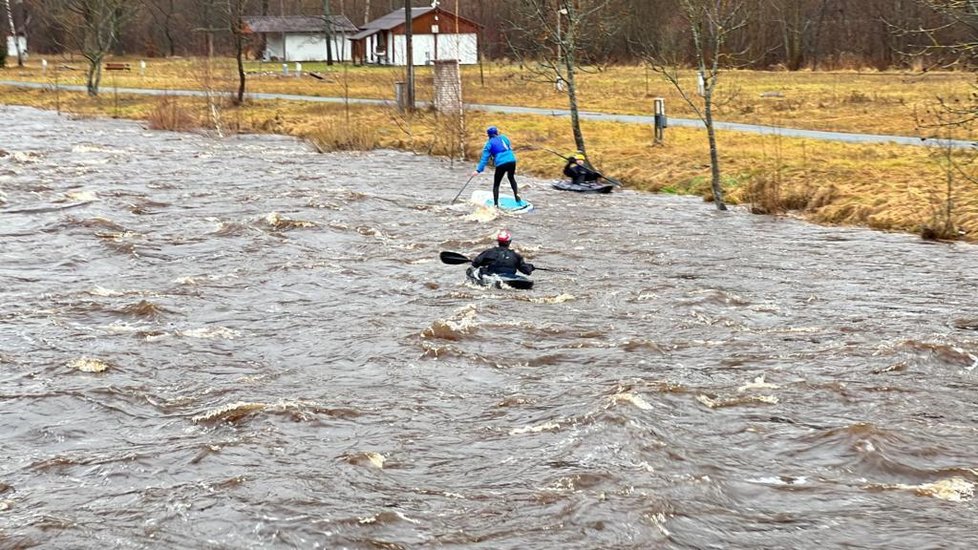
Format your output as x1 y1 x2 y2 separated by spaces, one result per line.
640 0 750 211
767 0 832 70
41 0 130 96
900 1 978 67
139 0 180 56
505 0 619 157
3 0 24 67
322 0 333 65
227 0 249 104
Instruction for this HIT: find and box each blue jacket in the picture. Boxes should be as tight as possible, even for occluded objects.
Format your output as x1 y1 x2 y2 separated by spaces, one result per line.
476 135 516 173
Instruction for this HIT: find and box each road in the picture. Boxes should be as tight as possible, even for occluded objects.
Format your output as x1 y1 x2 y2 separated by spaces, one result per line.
2 79 974 149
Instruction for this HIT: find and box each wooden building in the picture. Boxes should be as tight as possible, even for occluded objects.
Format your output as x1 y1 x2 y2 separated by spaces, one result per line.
349 7 480 66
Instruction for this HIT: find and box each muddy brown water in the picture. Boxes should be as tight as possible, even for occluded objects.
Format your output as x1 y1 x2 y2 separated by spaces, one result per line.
1 105 977 549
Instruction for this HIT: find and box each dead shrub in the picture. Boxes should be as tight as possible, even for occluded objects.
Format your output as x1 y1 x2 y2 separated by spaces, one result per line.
745 172 783 215
845 90 872 104
147 95 197 131
806 184 837 210
428 113 467 160
920 220 960 241
306 117 379 152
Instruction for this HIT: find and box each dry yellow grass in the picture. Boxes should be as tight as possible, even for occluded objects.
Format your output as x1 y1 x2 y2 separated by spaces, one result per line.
2 56 977 241
7 57 976 135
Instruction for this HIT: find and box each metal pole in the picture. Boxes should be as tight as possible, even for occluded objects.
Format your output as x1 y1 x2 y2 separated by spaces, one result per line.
555 7 567 92
556 13 561 63
653 98 666 145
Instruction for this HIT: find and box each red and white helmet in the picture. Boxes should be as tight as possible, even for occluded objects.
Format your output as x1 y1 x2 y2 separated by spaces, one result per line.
496 229 512 244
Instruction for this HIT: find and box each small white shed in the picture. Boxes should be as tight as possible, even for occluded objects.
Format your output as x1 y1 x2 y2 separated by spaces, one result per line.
242 15 358 62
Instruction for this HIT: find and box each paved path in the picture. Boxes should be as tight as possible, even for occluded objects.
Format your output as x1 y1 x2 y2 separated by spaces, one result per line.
3 80 973 149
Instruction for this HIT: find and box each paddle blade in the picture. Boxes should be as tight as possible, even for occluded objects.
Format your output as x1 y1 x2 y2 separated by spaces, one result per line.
440 251 471 265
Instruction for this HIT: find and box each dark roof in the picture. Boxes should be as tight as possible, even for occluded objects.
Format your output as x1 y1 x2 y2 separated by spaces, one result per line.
350 7 481 39
349 28 379 40
242 15 358 34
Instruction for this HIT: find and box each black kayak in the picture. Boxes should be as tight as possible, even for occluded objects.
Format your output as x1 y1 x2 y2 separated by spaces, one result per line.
551 179 614 193
466 267 534 290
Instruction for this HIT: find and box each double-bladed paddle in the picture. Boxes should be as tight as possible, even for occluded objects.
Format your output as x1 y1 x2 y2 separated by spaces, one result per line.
438 251 568 272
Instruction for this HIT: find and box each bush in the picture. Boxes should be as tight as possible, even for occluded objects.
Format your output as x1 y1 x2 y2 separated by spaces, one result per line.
147 95 198 131
305 117 379 152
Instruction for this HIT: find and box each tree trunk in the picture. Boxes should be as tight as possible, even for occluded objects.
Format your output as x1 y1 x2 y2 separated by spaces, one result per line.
3 0 23 67
229 0 246 104
85 56 103 96
562 12 586 155
703 88 726 210
323 0 334 65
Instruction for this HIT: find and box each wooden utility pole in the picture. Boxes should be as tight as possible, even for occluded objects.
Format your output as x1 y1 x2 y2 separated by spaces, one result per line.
404 0 415 110
322 0 334 65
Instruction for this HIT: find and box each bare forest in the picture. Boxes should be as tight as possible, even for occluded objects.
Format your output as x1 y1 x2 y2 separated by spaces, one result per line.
3 0 975 70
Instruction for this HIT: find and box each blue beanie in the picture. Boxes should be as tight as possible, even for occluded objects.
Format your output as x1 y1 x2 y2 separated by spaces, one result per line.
486 126 498 136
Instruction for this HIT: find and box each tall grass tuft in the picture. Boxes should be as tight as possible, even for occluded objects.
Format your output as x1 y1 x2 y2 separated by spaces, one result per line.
306 117 379 152
147 95 197 131
745 172 783 215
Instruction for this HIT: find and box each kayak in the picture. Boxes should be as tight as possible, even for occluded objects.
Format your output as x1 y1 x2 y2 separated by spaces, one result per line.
466 267 534 290
470 190 534 213
551 179 614 193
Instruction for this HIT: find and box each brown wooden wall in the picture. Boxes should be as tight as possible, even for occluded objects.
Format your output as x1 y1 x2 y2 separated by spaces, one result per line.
390 8 480 36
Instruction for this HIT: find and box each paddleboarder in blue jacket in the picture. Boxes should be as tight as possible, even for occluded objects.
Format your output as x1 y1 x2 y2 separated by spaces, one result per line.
472 126 522 208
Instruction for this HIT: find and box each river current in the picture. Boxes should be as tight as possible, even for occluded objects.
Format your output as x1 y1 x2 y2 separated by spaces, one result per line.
1 105 977 549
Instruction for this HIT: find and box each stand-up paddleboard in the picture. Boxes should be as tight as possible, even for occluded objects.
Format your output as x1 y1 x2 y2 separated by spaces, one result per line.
470 190 534 213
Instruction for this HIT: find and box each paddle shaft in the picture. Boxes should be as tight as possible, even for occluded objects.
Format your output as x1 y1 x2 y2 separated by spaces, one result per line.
451 174 477 204
439 251 567 272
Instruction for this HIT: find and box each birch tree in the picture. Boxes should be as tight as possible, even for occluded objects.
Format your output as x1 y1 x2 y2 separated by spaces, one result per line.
640 0 750 211
505 0 619 157
3 0 24 67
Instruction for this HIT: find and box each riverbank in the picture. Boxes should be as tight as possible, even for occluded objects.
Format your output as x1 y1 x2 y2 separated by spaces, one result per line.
2 60 975 242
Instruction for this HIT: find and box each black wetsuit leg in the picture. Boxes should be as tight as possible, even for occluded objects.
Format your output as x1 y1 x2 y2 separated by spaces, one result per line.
495 161 518 201
492 163 506 206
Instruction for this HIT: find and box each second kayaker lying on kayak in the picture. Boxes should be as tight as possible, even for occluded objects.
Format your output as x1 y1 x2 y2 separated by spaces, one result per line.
562 152 603 186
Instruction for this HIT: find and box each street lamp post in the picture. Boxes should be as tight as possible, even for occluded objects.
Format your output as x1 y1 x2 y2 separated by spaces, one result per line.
555 7 568 91
556 7 568 63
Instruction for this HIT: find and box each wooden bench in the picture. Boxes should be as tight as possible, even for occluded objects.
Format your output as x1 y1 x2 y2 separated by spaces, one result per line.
104 62 131 71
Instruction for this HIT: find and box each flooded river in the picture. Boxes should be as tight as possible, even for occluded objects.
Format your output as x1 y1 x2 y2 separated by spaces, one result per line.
2 105 977 549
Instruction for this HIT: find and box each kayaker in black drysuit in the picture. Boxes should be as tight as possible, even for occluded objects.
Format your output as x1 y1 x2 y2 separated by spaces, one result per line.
471 229 534 276
563 152 603 186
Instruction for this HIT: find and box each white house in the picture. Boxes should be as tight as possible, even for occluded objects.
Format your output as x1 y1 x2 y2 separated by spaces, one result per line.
5 35 27 59
349 7 480 66
242 15 358 62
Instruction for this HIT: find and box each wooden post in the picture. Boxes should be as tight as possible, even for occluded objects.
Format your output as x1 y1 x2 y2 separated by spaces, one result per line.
405 1 415 110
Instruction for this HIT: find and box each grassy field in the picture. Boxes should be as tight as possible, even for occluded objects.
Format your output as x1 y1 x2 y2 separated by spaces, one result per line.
2 56 978 241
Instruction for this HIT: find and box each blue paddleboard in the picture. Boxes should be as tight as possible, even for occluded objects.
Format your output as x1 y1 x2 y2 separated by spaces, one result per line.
470 190 534 213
